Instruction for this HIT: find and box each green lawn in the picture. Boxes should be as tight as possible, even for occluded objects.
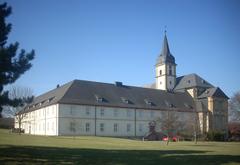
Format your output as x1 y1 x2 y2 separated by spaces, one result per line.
0 129 240 164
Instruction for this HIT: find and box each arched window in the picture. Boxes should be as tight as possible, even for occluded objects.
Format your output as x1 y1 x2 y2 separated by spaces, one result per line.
159 70 162 75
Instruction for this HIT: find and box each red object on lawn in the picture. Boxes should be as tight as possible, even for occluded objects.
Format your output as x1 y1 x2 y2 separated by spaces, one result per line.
172 137 178 142
162 136 178 142
162 137 168 141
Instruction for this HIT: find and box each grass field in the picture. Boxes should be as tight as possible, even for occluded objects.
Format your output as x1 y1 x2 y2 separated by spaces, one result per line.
0 129 240 164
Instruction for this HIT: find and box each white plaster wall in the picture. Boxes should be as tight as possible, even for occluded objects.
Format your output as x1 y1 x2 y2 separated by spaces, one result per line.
156 64 176 90
58 104 95 136
15 104 58 136
156 64 166 90
16 102 196 137
96 120 135 136
58 104 137 136
95 106 135 136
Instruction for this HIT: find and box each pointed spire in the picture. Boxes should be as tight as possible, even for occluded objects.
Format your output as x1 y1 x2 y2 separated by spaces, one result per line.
156 31 176 65
161 31 171 57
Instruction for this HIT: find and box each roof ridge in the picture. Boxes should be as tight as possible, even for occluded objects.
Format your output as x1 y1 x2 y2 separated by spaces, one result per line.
72 79 178 94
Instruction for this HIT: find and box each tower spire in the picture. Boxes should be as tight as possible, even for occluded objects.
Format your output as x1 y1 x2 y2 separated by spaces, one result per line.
164 25 167 35
156 31 175 65
161 32 170 57
155 30 177 91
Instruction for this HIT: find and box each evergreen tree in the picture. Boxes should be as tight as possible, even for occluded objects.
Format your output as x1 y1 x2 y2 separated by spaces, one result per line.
0 3 35 118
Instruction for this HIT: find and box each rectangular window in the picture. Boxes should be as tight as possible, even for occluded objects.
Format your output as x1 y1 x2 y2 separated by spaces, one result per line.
70 105 75 110
139 124 143 132
114 123 118 132
114 109 118 117
86 123 90 132
47 122 49 131
100 108 104 116
100 123 104 132
150 111 155 118
86 106 90 115
52 122 54 131
127 123 131 132
127 109 131 117
70 122 76 132
139 110 143 118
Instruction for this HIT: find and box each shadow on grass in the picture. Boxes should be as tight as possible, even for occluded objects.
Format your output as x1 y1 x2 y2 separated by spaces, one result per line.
0 145 240 165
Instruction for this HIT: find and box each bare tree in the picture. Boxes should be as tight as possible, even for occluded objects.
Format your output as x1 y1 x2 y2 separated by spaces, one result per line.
229 91 240 122
171 110 200 144
15 112 26 134
182 112 199 144
155 110 181 145
4 86 33 133
4 86 33 116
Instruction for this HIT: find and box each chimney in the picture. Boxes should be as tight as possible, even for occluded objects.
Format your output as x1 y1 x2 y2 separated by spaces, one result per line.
115 81 123 87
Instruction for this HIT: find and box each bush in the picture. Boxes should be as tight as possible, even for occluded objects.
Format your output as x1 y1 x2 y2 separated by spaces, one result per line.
206 131 225 141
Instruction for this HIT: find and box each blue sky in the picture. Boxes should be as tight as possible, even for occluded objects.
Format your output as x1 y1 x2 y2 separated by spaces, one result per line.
3 0 240 97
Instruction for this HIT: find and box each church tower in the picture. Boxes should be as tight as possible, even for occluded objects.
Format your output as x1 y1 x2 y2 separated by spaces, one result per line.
155 32 176 91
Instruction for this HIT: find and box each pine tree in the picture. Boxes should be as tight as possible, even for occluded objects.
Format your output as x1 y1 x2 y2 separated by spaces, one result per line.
0 3 35 118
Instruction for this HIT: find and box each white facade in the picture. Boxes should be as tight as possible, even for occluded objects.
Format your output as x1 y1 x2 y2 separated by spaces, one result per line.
15 103 193 137
15 104 59 136
155 63 176 90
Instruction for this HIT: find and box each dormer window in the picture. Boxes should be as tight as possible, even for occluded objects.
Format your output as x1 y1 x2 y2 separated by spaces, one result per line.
41 101 45 105
121 97 130 104
188 80 191 84
144 99 153 106
47 97 55 103
164 100 175 108
95 94 104 102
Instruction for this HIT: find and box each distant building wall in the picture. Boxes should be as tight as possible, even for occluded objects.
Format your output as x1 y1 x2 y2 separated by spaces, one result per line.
208 97 228 133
